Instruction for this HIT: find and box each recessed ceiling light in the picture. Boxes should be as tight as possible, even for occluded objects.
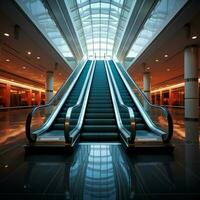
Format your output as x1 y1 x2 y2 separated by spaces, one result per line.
167 68 170 72
146 67 150 70
192 35 197 40
155 59 159 62
164 54 168 58
4 33 10 37
22 66 26 69
6 59 10 62
27 51 31 55
37 56 40 59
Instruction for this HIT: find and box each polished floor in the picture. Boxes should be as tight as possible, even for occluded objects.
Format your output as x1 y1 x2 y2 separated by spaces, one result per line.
0 108 200 200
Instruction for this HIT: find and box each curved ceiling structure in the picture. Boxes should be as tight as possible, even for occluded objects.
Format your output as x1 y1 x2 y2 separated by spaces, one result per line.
66 0 136 59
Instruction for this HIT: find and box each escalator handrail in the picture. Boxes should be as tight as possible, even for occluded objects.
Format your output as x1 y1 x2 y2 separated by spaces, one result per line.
64 60 96 145
106 60 136 143
104 60 131 147
26 59 87 143
113 60 173 142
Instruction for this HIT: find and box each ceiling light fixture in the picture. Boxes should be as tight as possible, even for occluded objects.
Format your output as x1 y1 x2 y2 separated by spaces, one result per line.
27 51 31 55
4 33 10 37
22 66 26 69
146 67 150 70
167 68 170 71
155 59 159 62
6 59 10 62
164 54 168 58
192 35 197 40
36 56 40 59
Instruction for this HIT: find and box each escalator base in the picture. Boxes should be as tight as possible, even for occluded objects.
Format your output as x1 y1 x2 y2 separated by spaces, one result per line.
125 143 174 154
24 143 74 154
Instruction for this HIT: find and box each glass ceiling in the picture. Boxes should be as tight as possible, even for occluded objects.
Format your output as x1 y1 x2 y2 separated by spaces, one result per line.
15 0 74 61
66 0 135 59
127 0 188 60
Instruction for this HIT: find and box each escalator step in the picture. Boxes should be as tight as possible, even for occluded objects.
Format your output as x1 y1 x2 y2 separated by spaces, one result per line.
52 124 75 130
81 132 119 141
82 125 118 132
87 104 113 108
84 119 116 125
86 108 114 113
55 118 78 125
85 113 115 119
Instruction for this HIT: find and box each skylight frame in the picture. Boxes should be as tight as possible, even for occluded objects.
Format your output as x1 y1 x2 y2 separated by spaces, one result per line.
66 0 135 59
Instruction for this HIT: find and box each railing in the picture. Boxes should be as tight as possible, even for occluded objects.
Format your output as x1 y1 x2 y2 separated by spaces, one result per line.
64 60 96 146
112 60 173 142
26 59 87 143
105 61 136 146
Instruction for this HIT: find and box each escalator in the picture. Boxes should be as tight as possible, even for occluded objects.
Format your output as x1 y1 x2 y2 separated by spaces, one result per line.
38 60 92 141
108 60 173 144
80 61 119 142
25 59 173 152
26 60 92 144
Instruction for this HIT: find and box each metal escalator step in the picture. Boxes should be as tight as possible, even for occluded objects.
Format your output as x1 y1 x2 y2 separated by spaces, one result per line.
85 113 115 119
81 132 119 141
52 124 75 130
122 117 143 124
82 125 118 132
55 118 78 125
86 108 114 113
87 104 113 108
124 123 148 130
88 95 111 101
88 100 112 104
135 130 162 141
84 119 116 125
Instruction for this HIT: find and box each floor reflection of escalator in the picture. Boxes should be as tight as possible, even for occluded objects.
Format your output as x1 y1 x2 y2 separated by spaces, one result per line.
37 60 92 141
80 61 119 142
108 60 162 141
69 145 133 200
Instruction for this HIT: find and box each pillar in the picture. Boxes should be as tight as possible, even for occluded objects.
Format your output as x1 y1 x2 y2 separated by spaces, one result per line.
168 89 172 106
27 89 32 106
184 45 199 142
160 91 163 105
3 84 10 107
143 72 150 100
46 71 54 103
35 91 41 105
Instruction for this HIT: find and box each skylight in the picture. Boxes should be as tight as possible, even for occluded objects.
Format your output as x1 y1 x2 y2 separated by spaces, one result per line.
66 0 135 59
